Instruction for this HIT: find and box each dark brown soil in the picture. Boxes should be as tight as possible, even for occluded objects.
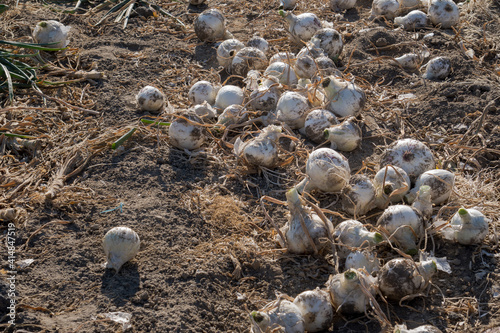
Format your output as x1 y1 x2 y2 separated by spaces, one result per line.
0 0 499 332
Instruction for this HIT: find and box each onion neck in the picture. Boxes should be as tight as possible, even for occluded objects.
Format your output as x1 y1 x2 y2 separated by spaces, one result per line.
418 259 437 282
458 208 471 224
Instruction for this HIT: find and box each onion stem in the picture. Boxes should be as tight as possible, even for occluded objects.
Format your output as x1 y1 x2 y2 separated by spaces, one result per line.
111 127 136 149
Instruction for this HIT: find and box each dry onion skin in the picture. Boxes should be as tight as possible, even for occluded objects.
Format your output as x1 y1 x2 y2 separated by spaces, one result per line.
213 85 244 111
304 109 339 143
333 219 383 258
327 269 377 314
378 258 437 301
394 324 443 333
428 0 459 28
279 0 298 10
341 174 376 216
322 76 366 118
33 20 70 49
194 9 233 42
278 187 334 254
310 28 343 60
264 61 299 86
345 250 381 275
250 300 305 333
188 80 219 106
293 288 334 332
169 113 205 150
323 116 362 152
296 147 351 193
249 84 281 112
276 91 311 129
406 169 455 205
217 104 248 126
377 204 424 254
233 125 283 168
373 165 411 209
136 86 164 113
192 101 217 120
103 227 140 273
394 10 428 30
394 53 422 70
440 207 490 245
230 47 268 77
316 56 341 76
247 36 269 54
216 39 245 70
370 0 400 20
379 138 435 184
294 54 318 79
411 185 433 220
279 10 322 45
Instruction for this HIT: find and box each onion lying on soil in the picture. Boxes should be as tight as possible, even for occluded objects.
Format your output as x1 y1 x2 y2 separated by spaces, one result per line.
327 269 377 314
216 39 245 70
310 28 343 60
394 53 422 70
422 56 451 80
279 10 322 44
322 76 366 118
379 138 435 184
303 109 339 143
296 148 350 193
193 101 217 120
33 20 70 48
373 165 411 209
345 250 381 275
278 187 334 254
269 51 296 65
293 288 334 332
230 46 268 77
188 80 219 106
440 207 490 245
394 324 443 333
103 226 140 273
323 116 362 151
217 104 248 126
333 219 383 257
316 56 341 76
247 36 269 54
370 0 400 20
264 61 299 86
136 86 164 113
233 125 283 168
428 0 459 28
249 83 281 112
169 112 205 150
250 299 305 333
405 169 455 205
276 91 311 129
294 54 318 79
394 10 428 30
341 174 376 216
213 85 244 111
194 9 233 42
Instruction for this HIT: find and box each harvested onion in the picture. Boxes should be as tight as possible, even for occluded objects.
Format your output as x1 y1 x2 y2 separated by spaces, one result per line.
103 227 140 273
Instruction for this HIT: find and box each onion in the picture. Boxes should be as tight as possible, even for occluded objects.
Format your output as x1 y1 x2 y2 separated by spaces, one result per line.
293 288 334 332
373 165 411 209
377 205 424 254
311 28 343 60
394 10 428 30
169 112 205 150
379 138 435 184
394 53 422 70
304 109 339 143
394 324 443 333
333 220 383 258
296 148 350 193
345 250 380 275
294 54 318 79
316 56 341 76
279 10 322 45
214 85 244 111
297 42 327 59
406 169 455 205
103 227 140 273
324 116 362 151
322 77 366 117
330 0 357 11
370 0 400 20
410 185 433 220
264 61 298 86
249 84 281 112
327 269 377 314
247 36 269 54
33 20 70 48
378 258 437 301
194 9 233 42
276 91 311 129
279 0 298 10
250 299 304 333
440 207 490 245
233 125 283 168
188 80 219 106
136 86 164 113
278 187 334 254
230 47 268 77
216 39 245 70
422 56 451 80
341 174 376 216
217 104 248 126
269 51 296 65
428 0 459 28
193 101 217 120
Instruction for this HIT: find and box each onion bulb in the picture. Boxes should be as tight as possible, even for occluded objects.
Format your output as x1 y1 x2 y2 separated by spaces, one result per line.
373 165 411 209
394 324 443 333
324 116 362 151
330 0 357 11
193 101 217 120
216 39 245 70
33 20 70 48
406 169 455 205
279 10 322 45
278 187 334 254
370 0 400 20
304 109 339 143
377 205 424 254
265 61 298 86
327 269 376 314
411 185 433 220
276 91 311 129
428 0 459 28
230 47 268 77
136 86 164 113
379 138 435 184
194 9 233 42
247 36 269 54
233 125 283 168
422 56 451 80
345 250 380 275
217 104 248 126
214 85 244 111
440 207 490 245
188 80 219 106
249 84 281 112
293 288 334 332
316 56 341 76
394 53 422 70
341 174 376 216
279 0 298 10
378 258 437 301
322 76 366 117
103 227 140 272
311 28 343 60
296 148 350 193
269 51 296 65
294 54 318 79
394 10 428 30
250 299 304 333
169 112 205 150
333 220 383 258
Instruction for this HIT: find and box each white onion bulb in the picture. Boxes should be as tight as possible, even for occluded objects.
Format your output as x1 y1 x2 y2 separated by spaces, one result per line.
422 56 451 80
330 0 357 11
214 85 244 111
394 10 428 30
341 174 376 216
304 109 339 143
327 269 376 314
136 86 164 113
293 289 334 332
370 0 400 20
428 0 459 28
247 36 269 54
345 250 380 275
373 165 411 208
311 28 343 60
230 47 268 77
440 207 490 245
169 113 205 150
33 20 70 48
406 169 455 205
188 80 219 106
216 39 245 70
276 91 311 129
234 125 283 168
194 9 233 42
264 61 298 86
333 220 383 258
279 10 322 44
322 76 366 117
103 226 140 272
323 116 362 151
394 53 422 70
250 300 304 333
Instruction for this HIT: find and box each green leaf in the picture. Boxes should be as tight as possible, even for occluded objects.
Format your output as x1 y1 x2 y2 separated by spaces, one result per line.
0 63 13 102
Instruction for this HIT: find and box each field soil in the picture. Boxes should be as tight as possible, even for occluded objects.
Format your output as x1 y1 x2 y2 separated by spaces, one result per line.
0 0 499 332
